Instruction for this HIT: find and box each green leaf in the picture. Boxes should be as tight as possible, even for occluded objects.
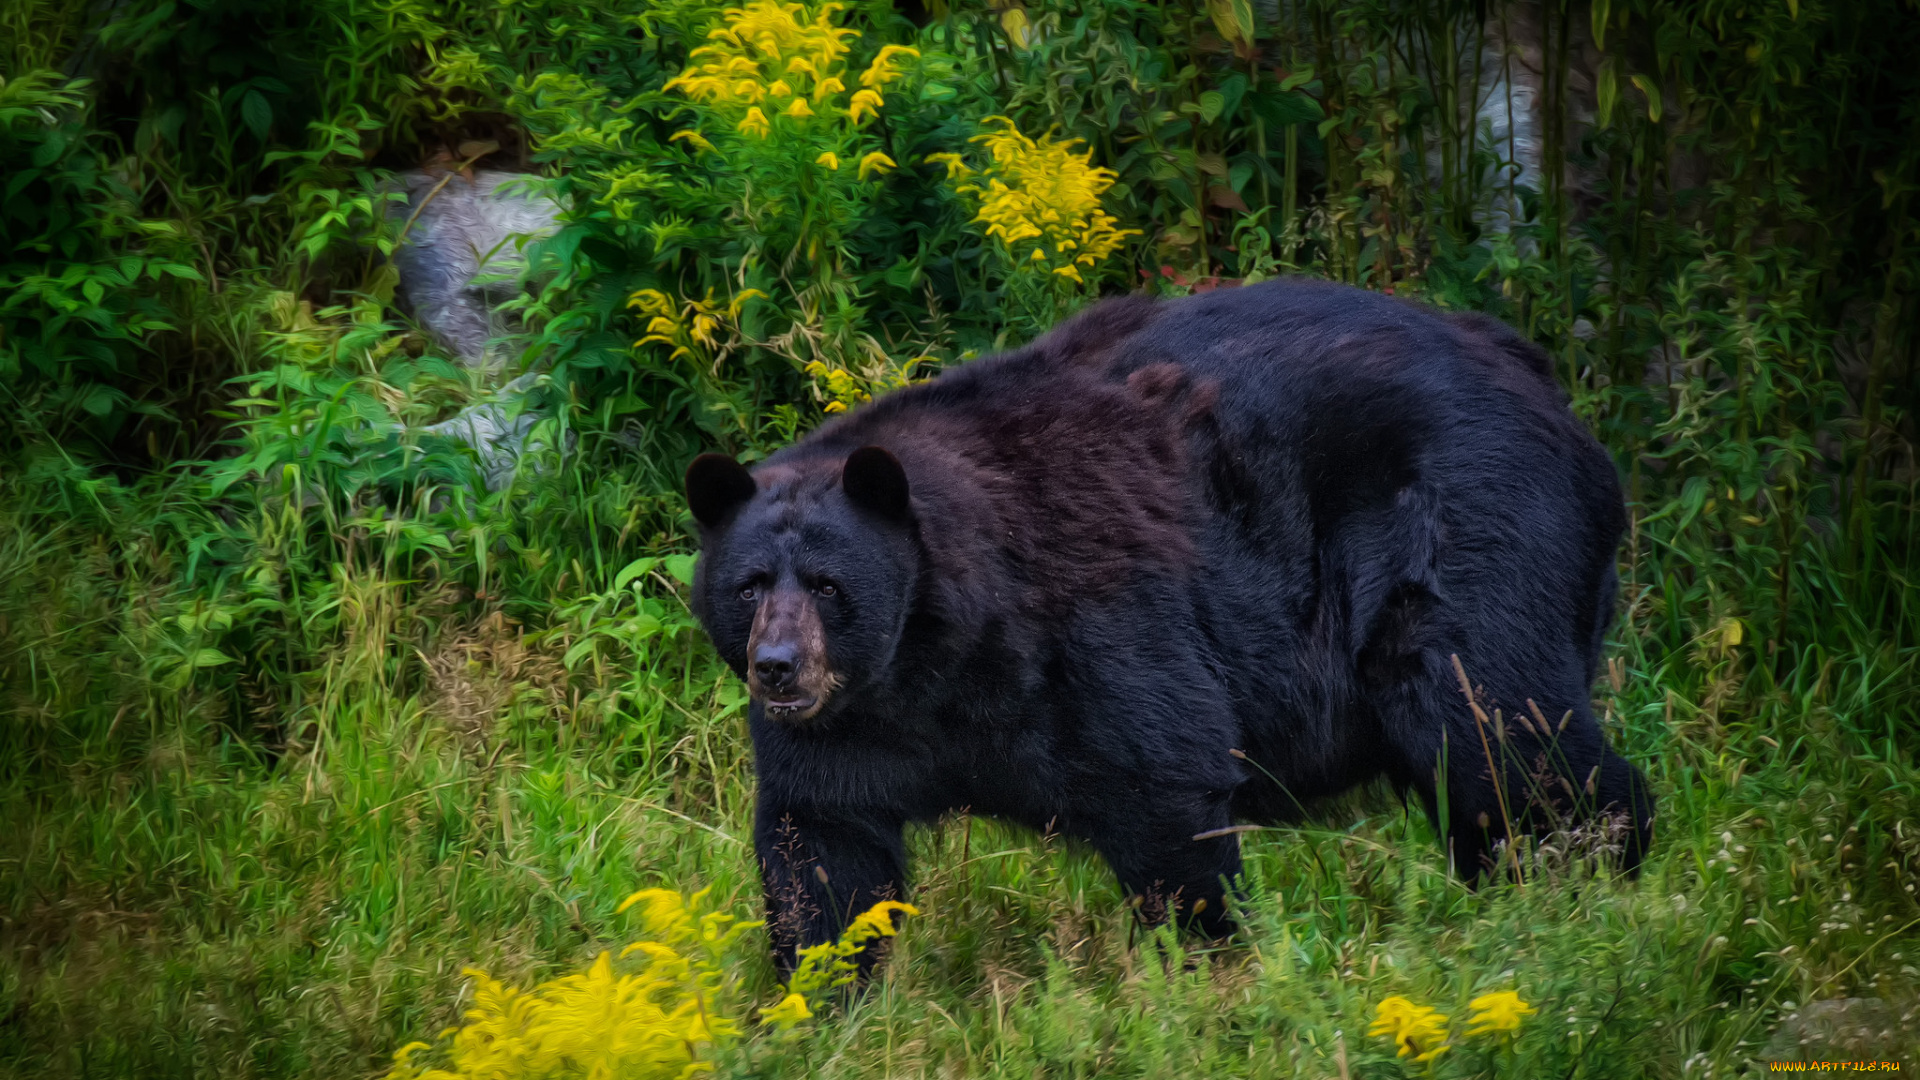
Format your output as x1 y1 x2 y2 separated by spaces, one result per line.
1630 74 1663 122
883 258 921 289
191 648 236 669
664 554 698 586
30 133 66 167
79 383 118 417
5 168 39 199
614 557 660 592
241 91 272 141
563 638 599 669
1216 72 1248 123
1252 88 1325 129
1197 91 1226 125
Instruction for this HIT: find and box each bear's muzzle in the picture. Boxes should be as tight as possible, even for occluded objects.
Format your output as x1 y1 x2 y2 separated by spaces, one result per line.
745 588 838 723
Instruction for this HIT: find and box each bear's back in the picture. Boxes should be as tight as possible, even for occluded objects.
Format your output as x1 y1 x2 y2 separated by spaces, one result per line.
1077 280 1625 690
772 279 1621 653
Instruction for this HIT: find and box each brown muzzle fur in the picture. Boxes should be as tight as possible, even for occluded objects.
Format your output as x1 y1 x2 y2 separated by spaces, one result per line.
745 588 840 723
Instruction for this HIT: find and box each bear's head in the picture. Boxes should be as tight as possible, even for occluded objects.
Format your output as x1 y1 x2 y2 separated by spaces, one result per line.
683 446 917 725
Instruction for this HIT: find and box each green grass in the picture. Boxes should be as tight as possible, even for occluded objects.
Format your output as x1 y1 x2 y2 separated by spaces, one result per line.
2 461 1916 1079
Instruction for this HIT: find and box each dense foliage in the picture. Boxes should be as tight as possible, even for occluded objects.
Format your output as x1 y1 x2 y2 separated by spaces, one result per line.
2 0 1916 1075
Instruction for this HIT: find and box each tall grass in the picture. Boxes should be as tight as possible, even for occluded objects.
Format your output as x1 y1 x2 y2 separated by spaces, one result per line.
2 0 1917 1074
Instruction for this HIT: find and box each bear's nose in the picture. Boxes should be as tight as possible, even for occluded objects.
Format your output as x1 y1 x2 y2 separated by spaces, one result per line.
753 642 798 689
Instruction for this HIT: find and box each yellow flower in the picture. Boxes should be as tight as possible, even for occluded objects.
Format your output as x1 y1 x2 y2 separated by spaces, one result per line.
669 129 715 153
925 151 968 180
1465 990 1537 1037
857 151 895 179
845 899 917 940
816 151 840 169
858 43 920 88
847 88 884 125
811 75 846 102
939 116 1139 285
786 899 919 1001
999 6 1033 49
1369 996 1453 1063
384 889 763 1080
663 2 883 126
760 992 813 1029
660 3 910 161
628 288 764 369
626 288 675 317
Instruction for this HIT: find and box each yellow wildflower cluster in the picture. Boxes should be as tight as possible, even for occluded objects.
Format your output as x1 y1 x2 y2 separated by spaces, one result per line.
630 287 765 373
1463 990 1537 1037
664 1 917 144
1370 996 1453 1063
785 900 918 1004
384 893 919 1079
928 117 1140 284
758 899 917 1030
803 353 928 414
1368 989 1536 1064
385 888 758 1080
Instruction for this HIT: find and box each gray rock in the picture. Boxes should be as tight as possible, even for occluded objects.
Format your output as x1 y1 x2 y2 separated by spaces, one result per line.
1758 997 1915 1065
383 169 568 491
420 374 568 493
388 169 563 369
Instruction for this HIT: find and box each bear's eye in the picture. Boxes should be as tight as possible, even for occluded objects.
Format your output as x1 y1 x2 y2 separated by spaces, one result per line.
738 585 758 602
814 581 837 597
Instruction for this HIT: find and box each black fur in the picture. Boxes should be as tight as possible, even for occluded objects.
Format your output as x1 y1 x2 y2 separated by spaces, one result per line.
686 278 1653 972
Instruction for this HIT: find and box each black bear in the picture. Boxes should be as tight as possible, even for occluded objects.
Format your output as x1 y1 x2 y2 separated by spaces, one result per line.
684 278 1653 970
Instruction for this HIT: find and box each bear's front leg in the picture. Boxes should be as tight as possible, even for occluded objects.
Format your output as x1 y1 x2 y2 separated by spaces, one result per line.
1084 788 1242 940
755 798 908 977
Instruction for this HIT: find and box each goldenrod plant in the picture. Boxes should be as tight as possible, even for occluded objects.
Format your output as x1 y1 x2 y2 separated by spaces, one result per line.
929 116 1138 325
382 894 915 1078
663 2 917 287
1368 990 1539 1070
383 888 757 1080
1369 996 1454 1065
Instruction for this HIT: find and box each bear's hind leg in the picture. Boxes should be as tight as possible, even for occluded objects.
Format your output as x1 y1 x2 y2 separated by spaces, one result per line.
1377 651 1652 879
1595 744 1655 872
1083 788 1242 939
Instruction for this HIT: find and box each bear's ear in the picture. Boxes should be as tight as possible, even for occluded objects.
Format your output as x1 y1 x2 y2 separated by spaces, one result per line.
842 445 910 520
685 453 756 528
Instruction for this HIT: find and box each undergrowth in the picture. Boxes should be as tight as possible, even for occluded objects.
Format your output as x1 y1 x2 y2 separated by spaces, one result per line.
2 0 1917 1075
